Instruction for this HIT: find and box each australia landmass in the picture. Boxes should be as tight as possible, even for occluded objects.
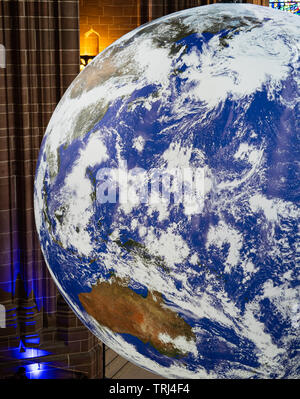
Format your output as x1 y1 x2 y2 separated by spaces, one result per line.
78 276 195 357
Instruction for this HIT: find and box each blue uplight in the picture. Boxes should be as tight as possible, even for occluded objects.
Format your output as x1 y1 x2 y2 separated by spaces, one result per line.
24 363 45 379
25 337 40 344
23 363 68 379
1 270 43 312
24 334 40 345
9 346 51 360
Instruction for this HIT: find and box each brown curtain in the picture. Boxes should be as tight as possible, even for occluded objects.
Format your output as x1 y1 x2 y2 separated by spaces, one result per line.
0 0 96 365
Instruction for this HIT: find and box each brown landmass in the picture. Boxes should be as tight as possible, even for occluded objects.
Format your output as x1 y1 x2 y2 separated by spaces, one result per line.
78 276 195 357
70 62 116 98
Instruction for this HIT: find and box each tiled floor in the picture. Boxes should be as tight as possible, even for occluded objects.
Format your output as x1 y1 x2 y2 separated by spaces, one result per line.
105 347 165 379
0 345 166 379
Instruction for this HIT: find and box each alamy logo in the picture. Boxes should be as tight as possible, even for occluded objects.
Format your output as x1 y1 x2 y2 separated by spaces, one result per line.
0 304 5 328
0 44 6 68
95 162 209 208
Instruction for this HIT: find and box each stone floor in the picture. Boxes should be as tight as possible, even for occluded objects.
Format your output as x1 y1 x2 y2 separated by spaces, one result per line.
0 344 167 379
105 346 165 379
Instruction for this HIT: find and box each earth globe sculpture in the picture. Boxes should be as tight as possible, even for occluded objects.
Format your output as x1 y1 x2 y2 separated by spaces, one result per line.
34 4 300 378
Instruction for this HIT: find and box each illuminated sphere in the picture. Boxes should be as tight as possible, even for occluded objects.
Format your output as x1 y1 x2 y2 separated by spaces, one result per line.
34 4 300 378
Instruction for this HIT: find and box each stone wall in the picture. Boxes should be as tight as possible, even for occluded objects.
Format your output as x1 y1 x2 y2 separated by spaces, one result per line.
80 0 141 54
0 0 102 379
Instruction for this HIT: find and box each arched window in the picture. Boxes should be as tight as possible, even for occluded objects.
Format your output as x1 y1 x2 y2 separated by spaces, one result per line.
80 28 101 70
83 28 101 56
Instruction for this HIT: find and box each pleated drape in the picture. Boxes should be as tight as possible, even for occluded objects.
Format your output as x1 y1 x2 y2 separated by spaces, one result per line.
0 0 80 330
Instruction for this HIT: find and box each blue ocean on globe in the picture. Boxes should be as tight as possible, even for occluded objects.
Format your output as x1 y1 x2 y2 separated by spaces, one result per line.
34 4 300 378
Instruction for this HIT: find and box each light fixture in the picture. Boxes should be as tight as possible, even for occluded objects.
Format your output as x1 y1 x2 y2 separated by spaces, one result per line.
80 27 100 70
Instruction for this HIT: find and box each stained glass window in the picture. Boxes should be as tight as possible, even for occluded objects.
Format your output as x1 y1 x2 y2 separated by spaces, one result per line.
269 1 300 14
